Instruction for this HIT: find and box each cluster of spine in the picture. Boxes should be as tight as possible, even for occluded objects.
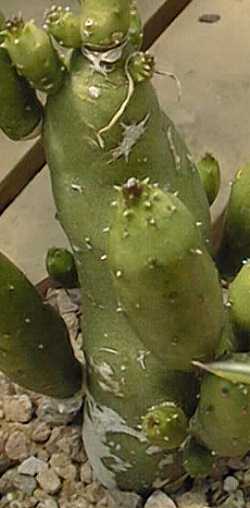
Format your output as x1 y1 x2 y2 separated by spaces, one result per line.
1 0 250 497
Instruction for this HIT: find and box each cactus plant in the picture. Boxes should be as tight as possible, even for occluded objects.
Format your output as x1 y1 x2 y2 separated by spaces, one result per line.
2 0 250 499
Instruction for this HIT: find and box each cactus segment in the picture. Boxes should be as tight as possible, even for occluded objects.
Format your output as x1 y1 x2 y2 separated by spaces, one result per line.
0 252 82 398
197 153 220 206
46 247 79 288
108 181 224 371
45 5 82 49
142 402 187 450
191 353 250 457
42 4 212 490
228 262 250 352
217 163 250 278
128 2 143 50
79 0 131 50
3 17 66 94
0 19 43 141
183 438 215 478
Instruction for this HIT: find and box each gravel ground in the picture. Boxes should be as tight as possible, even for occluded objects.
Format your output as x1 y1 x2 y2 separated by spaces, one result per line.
1 288 250 508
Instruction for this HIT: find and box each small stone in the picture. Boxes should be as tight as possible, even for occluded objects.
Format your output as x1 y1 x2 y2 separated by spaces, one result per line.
84 481 106 504
109 489 143 508
219 490 245 508
198 13 221 23
144 491 176 508
5 431 29 460
37 467 61 495
176 491 209 508
50 453 77 480
18 456 47 476
37 498 59 508
36 448 50 462
32 422 51 443
243 468 250 486
80 461 93 484
3 395 33 423
36 395 82 425
223 475 239 493
13 473 37 495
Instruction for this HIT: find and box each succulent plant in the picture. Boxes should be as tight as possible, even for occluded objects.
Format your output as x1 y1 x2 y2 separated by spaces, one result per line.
2 0 250 498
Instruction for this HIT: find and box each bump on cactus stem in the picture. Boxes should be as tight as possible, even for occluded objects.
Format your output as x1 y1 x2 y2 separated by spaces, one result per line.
46 247 79 289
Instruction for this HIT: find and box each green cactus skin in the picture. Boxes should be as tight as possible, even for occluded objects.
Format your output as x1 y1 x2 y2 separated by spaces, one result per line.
0 252 82 398
141 402 187 450
108 180 224 371
79 0 131 49
197 153 221 206
41 9 214 487
45 6 82 49
0 12 43 140
3 17 66 94
215 312 237 360
191 353 250 458
183 438 215 478
228 261 250 350
46 247 79 288
217 164 250 278
0 0 214 493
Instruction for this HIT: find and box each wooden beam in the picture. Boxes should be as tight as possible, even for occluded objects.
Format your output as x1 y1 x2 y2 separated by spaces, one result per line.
0 139 45 215
143 0 193 50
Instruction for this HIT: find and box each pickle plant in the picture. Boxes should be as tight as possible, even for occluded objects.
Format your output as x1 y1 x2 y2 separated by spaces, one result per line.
1 0 250 497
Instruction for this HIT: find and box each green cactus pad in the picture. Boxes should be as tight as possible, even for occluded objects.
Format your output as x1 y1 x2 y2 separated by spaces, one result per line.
0 252 82 398
142 402 187 449
191 353 250 457
80 0 131 49
46 247 79 288
197 153 220 206
45 6 82 49
108 180 224 371
4 18 65 94
217 163 250 278
228 261 250 351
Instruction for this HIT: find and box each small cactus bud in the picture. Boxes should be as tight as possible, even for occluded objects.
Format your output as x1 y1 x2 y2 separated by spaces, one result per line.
142 402 187 449
46 247 79 289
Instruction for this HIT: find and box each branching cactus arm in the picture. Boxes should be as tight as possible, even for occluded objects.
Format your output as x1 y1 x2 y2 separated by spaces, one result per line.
0 11 43 140
2 16 66 94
